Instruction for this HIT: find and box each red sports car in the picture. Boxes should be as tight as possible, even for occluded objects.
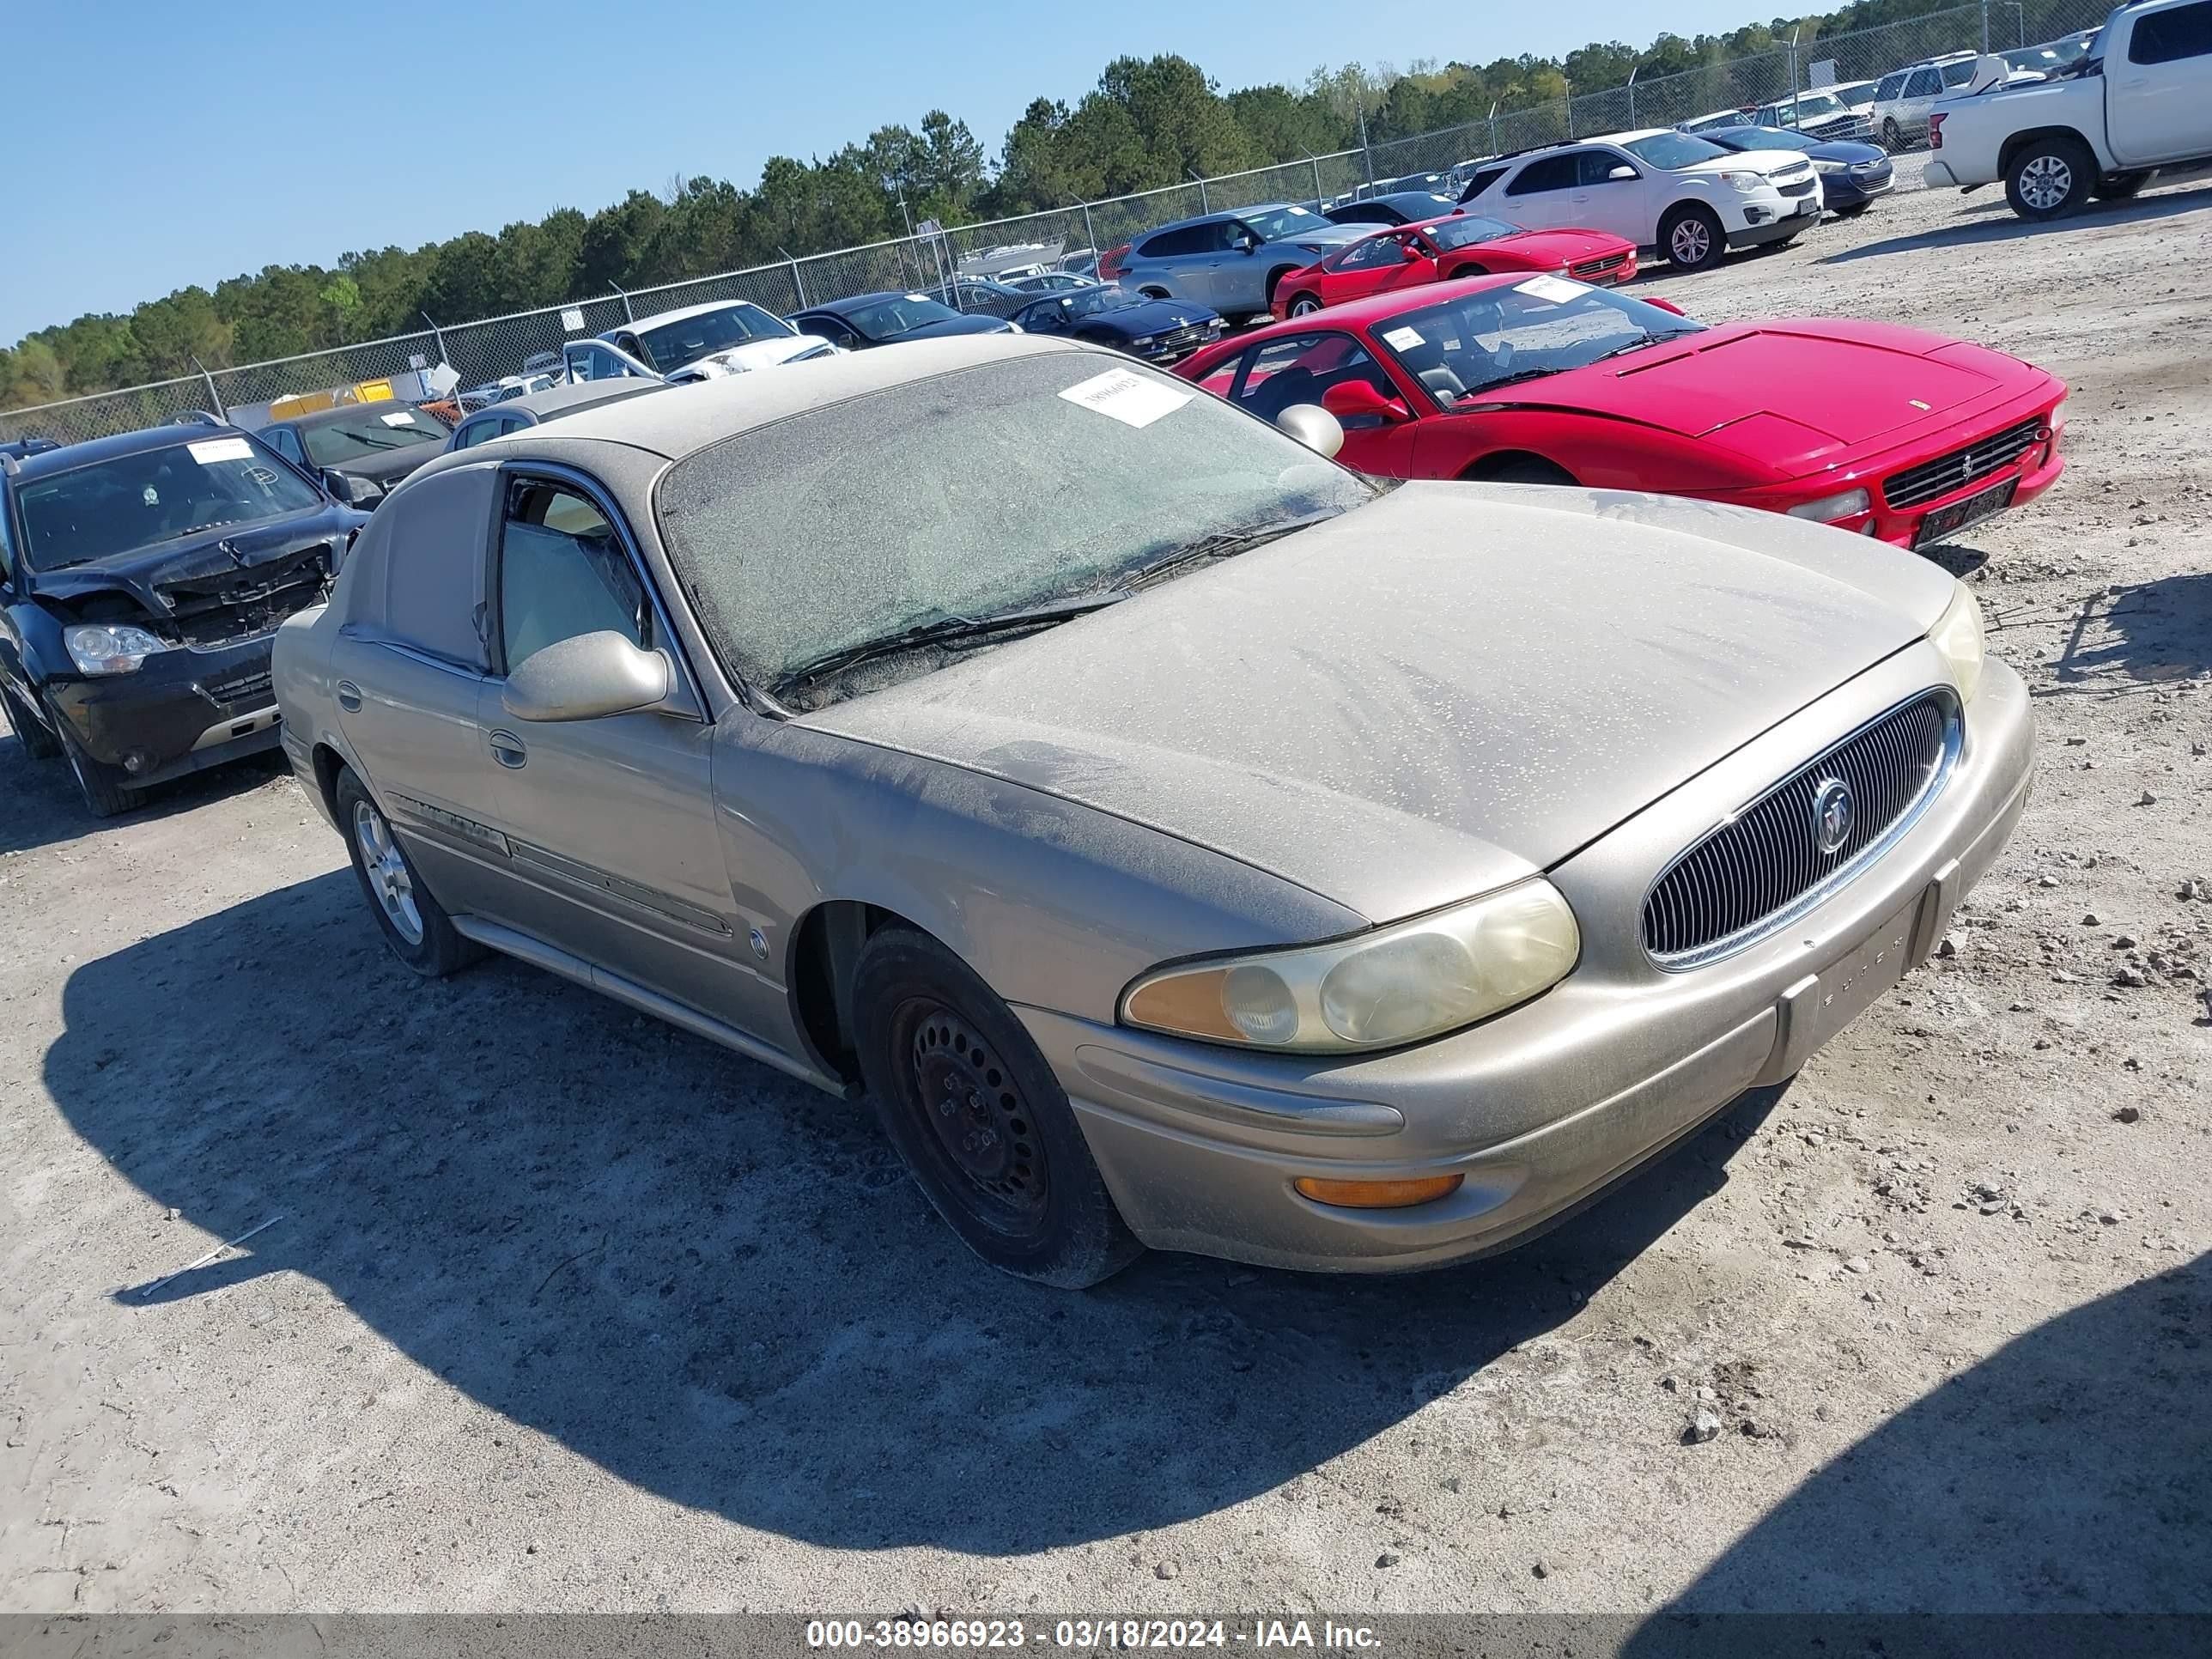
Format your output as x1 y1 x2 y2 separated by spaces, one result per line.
1271 214 1638 321
1180 274 2065 549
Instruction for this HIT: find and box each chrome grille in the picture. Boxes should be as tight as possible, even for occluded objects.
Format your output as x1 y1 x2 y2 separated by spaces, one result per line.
1642 691 1956 967
1146 323 1213 357
1883 415 2045 509
1571 251 1631 281
1778 177 1819 198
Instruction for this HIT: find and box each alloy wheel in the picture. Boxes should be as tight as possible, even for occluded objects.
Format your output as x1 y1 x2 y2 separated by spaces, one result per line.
1290 296 1322 317
1670 217 1712 265
2019 155 2073 212
353 799 424 946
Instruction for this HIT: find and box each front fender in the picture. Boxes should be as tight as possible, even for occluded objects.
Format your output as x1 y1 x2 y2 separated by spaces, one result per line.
6 599 70 690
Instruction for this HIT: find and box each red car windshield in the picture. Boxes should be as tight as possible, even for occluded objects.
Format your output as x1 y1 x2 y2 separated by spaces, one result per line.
1425 216 1521 252
1369 281 1703 404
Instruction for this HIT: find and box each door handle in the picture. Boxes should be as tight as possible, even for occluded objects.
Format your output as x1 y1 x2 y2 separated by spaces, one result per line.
489 730 527 769
336 680 362 713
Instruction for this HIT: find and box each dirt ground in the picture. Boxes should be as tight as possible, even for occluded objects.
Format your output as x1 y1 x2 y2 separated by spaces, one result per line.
2 174 2207 1623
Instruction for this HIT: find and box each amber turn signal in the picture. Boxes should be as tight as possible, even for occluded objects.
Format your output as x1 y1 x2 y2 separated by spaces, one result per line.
1292 1173 1465 1210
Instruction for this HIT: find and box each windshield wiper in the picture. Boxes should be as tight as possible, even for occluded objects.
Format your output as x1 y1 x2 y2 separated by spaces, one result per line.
1459 367 1561 398
774 592 1128 690
1122 510 1342 588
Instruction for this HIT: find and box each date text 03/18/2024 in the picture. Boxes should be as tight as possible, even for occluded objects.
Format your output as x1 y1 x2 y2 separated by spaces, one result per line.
805 1618 1382 1650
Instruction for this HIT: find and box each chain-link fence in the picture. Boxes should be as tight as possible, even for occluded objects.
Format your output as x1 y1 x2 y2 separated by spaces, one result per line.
0 0 2124 448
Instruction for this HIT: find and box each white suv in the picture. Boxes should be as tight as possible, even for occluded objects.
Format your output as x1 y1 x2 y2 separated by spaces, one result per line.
1457 129 1822 272
1869 52 1981 149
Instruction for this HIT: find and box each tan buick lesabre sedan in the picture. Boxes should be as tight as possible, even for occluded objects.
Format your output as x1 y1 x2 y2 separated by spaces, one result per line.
274 334 2033 1287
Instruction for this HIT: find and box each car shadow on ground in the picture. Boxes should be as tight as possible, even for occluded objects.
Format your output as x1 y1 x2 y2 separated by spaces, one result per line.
1620 1251 2209 1627
49 868 1783 1553
1819 181 2212 264
0 728 293 856
2048 570 2212 690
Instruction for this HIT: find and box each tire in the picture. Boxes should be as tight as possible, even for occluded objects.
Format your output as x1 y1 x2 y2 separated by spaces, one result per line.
851 926 1141 1289
1467 455 1577 486
1660 204 1725 273
334 766 480 977
1285 292 1324 318
2 680 61 761
1881 118 1903 152
2005 135 2094 221
2094 170 2151 201
46 695 144 818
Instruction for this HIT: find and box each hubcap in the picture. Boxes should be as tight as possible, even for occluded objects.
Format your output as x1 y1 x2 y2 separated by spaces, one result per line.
2021 155 2072 210
906 1006 1048 1231
1671 219 1711 264
353 799 424 946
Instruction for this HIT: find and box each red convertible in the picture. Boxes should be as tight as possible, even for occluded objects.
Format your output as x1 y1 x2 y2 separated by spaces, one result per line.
1272 214 1638 320
1180 274 2066 548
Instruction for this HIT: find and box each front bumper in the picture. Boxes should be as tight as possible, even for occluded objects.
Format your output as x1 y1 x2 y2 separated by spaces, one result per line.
46 633 283 787
1728 192 1823 247
1021 647 2034 1272
1822 169 1894 209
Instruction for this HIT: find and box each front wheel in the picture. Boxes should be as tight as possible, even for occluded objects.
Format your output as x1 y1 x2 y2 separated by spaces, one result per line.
1285 292 1323 318
2 680 61 761
46 695 143 818
1661 205 1725 273
1880 118 1903 152
851 927 1140 1288
2006 136 2094 220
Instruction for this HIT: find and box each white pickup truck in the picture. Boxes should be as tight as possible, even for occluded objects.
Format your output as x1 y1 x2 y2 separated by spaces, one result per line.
1923 0 2212 219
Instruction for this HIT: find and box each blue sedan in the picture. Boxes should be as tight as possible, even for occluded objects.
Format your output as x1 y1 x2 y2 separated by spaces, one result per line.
1006 285 1225 364
1704 125 1894 216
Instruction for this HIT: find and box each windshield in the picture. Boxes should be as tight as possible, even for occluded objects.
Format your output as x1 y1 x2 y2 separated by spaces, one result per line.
1624 131 1729 168
842 294 961 339
1720 127 1816 152
1368 278 1705 405
16 435 323 571
1425 215 1519 251
293 408 443 466
635 303 793 370
656 353 1373 692
1237 204 1323 241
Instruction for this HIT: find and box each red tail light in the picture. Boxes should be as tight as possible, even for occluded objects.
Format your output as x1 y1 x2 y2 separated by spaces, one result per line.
1099 243 1132 279
1929 112 1946 149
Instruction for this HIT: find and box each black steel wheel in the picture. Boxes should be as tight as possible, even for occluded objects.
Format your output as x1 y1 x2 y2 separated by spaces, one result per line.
853 926 1140 1287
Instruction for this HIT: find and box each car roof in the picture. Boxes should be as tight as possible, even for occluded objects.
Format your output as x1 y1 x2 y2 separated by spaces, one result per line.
622 295 785 331
4 421 252 481
797 289 948 319
459 380 665 423
410 333 1077 470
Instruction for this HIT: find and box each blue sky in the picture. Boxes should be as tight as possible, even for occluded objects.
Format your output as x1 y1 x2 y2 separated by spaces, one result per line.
5 0 1762 344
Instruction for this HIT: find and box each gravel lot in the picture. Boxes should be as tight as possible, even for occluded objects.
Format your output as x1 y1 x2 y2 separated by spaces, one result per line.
2 174 2208 1622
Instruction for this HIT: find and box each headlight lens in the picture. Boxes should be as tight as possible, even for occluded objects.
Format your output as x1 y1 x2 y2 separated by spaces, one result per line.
1131 335 1158 349
2048 397 2068 431
1121 879 1580 1054
1786 487 1873 522
1813 158 1845 173
1929 583 1985 704
65 623 167 676
1718 168 1766 193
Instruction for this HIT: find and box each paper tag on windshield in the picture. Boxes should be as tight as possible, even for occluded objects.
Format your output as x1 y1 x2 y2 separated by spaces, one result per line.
1514 274 1586 305
1382 325 1425 351
380 410 418 427
185 438 252 465
1058 368 1190 429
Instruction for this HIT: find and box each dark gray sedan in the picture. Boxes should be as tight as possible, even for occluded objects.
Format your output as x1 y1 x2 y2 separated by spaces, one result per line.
274 336 2032 1286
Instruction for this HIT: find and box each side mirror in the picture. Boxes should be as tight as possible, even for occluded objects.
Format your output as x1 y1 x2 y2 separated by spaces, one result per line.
1321 380 1409 424
501 629 672 722
1607 164 1639 181
1401 241 1425 261
322 468 383 507
1275 404 1345 459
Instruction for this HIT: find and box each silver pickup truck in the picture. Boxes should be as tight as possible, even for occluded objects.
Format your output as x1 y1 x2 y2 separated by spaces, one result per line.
1923 3 2212 218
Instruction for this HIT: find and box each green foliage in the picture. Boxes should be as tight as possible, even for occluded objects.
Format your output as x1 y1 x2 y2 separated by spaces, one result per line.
2 0 1990 411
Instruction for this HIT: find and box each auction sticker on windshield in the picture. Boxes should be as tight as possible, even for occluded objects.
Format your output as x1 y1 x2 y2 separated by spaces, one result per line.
1058 368 1191 428
380 411 421 427
1515 275 1586 305
185 438 254 465
1382 325 1425 351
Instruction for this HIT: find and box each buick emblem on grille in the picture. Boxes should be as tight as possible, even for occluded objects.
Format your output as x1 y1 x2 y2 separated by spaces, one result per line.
1813 777 1856 855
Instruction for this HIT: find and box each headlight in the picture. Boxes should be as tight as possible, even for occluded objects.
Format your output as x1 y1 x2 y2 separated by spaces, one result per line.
1813 158 1845 173
1928 583 1985 704
1785 486 1872 522
65 623 167 676
2048 397 2068 432
1131 335 1158 349
1121 879 1580 1054
1717 169 1767 193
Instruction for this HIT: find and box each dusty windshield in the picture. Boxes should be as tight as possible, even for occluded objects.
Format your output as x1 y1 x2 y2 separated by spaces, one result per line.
657 353 1375 694
16 436 323 570
636 304 794 370
843 295 961 338
1370 280 1705 404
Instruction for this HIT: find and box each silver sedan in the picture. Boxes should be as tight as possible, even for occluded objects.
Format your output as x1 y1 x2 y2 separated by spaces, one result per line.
274 335 2033 1286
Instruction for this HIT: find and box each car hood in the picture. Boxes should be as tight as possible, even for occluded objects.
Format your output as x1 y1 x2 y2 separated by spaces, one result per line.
1680 149 1808 180
881 314 1014 343
324 441 443 485
667 335 836 380
1267 222 1370 252
804 483 1955 922
1513 319 2045 469
1078 298 1221 336
27 506 358 619
1490 227 1632 262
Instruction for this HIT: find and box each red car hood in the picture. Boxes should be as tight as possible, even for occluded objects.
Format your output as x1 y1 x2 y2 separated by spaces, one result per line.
1488 227 1630 264
1507 319 2050 473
